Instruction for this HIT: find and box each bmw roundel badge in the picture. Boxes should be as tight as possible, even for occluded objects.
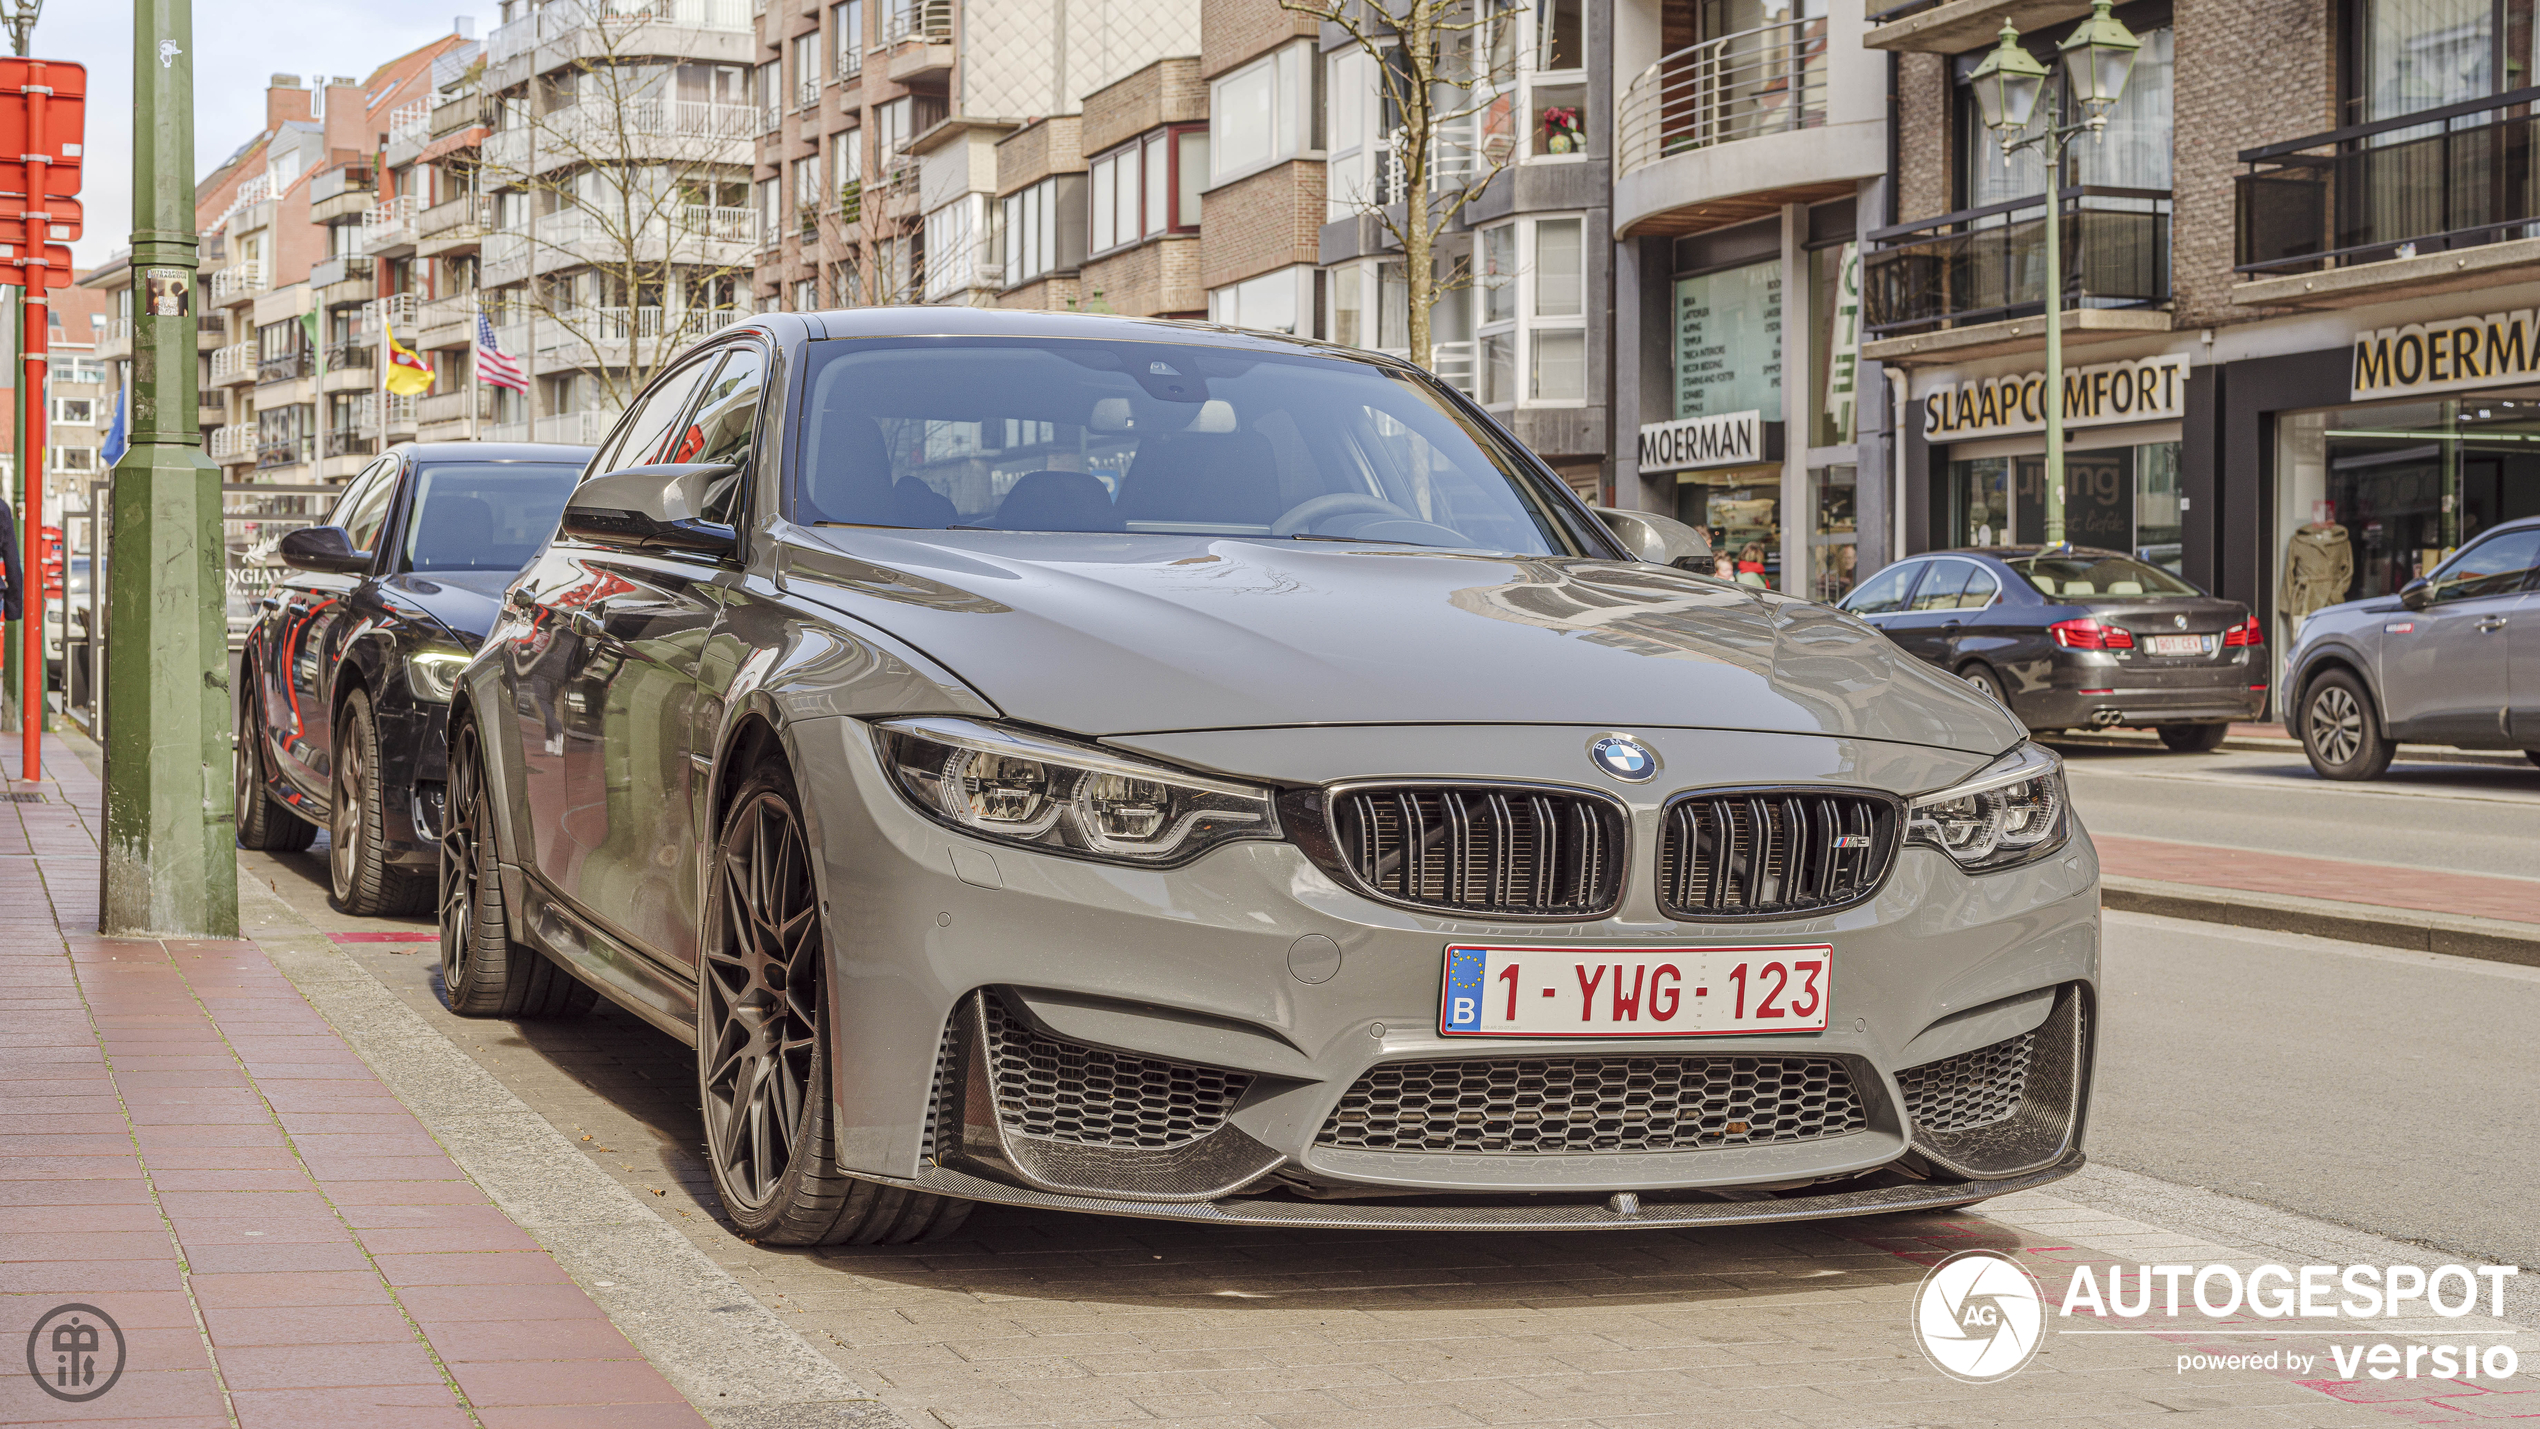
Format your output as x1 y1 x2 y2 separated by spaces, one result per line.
1588 734 1660 783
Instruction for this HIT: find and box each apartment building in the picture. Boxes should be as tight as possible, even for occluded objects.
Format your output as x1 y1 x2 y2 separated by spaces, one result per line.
753 0 1200 312
1605 0 1885 601
1858 0 2540 674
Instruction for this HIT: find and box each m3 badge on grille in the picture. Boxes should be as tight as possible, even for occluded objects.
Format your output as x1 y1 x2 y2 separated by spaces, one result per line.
1587 733 1659 783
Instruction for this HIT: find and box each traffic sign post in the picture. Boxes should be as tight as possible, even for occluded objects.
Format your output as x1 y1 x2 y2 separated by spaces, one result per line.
103 3 232 936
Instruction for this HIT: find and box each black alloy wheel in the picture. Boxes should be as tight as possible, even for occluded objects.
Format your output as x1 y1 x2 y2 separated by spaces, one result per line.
439 715 592 1019
330 689 431 915
697 760 972 1246
2300 671 2395 781
2157 723 2230 753
235 691 315 852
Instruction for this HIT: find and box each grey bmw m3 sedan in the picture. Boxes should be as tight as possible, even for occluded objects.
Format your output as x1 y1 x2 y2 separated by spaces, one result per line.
441 308 2099 1245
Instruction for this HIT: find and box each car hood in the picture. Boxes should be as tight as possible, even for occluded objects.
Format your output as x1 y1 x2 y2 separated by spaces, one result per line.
782 530 2022 753
380 571 511 647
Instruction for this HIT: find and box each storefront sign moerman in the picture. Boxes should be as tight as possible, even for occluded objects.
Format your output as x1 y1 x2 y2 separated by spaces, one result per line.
1921 354 2190 440
1638 410 1770 473
2351 309 2540 399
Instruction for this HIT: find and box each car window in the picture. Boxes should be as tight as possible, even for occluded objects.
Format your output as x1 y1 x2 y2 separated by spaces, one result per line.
1956 563 2001 609
594 357 717 476
336 463 401 558
403 462 586 573
790 337 1589 555
671 346 765 525
326 458 394 531
1842 560 1921 615
2005 551 2201 598
1909 559 1976 611
2427 529 2540 603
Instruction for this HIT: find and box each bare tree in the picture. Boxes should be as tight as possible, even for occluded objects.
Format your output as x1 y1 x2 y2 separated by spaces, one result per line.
1282 0 1520 367
481 10 760 414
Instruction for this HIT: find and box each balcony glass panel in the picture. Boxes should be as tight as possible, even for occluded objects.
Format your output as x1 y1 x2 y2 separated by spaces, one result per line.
1863 188 2172 337
2236 88 2540 275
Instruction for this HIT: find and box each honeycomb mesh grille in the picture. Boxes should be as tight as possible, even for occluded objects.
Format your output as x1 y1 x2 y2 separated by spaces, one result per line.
982 995 1252 1149
1316 1055 1869 1154
1656 791 1898 919
1899 1030 2037 1134
1331 786 1623 917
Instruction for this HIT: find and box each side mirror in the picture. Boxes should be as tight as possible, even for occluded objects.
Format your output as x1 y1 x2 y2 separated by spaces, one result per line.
2399 577 2432 611
560 463 740 557
1593 506 1714 572
277 525 373 575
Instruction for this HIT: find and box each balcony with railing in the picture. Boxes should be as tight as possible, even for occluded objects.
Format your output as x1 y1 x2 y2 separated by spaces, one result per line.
1619 16 1828 176
1614 11 1885 240
417 194 498 252
258 432 315 470
680 204 758 243
209 261 267 304
362 194 423 256
387 98 433 150
95 318 133 361
882 0 951 44
207 424 257 463
209 341 258 387
488 0 752 65
324 429 378 460
258 348 315 385
1861 186 2172 358
2233 85 2540 305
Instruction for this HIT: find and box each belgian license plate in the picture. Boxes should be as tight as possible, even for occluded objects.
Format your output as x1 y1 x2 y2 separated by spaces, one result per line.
2146 633 2213 656
1439 944 1832 1037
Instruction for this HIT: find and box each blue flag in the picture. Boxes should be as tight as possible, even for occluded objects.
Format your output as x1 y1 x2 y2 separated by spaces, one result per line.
100 387 128 468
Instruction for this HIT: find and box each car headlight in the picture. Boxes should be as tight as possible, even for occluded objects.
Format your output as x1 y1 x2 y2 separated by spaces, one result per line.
1904 742 2069 872
406 646 469 703
876 716 1282 866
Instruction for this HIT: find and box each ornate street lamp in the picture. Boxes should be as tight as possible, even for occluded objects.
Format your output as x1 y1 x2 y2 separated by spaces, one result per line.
1970 0 2140 545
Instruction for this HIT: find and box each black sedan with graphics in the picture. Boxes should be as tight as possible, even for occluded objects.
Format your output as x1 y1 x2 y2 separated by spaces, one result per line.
1838 546 2267 749
235 442 590 914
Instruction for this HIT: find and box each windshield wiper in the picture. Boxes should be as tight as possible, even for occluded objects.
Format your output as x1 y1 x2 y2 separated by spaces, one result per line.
1289 533 1428 547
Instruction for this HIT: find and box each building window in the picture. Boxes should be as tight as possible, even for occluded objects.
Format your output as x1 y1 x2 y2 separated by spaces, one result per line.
1001 174 1086 286
792 278 818 311
50 446 95 472
924 194 991 299
758 176 781 244
834 127 863 220
832 258 863 306
835 0 863 77
1209 266 1312 335
50 397 96 427
795 153 824 235
1089 126 1204 255
1472 216 1585 406
1960 25 2172 205
793 32 822 107
1211 41 1311 184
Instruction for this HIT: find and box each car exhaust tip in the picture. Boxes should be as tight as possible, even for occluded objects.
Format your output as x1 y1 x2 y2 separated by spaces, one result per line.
2089 710 2125 728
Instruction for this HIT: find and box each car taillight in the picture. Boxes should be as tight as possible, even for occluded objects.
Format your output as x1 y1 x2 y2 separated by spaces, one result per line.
2222 615 2264 647
2049 617 2134 650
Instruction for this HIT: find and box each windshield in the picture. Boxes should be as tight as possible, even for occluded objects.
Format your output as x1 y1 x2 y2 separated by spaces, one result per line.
791 337 1590 555
403 462 585 574
2005 552 2202 599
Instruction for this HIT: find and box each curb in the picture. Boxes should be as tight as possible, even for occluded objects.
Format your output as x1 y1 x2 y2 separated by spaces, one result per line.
2050 730 2535 768
2103 874 2540 968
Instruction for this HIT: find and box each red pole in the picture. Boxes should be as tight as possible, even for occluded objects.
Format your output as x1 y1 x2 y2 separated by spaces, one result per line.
20 59 42 783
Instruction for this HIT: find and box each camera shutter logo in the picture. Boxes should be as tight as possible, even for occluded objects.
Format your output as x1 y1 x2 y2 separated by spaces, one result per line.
1913 1250 2045 1384
26 1303 125 1403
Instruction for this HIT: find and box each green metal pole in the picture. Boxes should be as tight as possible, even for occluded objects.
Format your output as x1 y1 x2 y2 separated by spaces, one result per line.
2042 136 2066 547
102 0 234 936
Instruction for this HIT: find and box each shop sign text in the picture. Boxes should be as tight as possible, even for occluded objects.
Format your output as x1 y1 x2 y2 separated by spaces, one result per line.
1921 354 2190 440
1638 410 1768 473
2352 310 2540 399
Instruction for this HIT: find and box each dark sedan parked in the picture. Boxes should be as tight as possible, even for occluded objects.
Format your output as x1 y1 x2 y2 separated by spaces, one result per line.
1838 546 2267 750
236 442 591 913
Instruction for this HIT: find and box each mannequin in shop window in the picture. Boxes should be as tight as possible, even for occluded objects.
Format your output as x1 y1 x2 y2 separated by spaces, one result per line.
2279 500 2352 635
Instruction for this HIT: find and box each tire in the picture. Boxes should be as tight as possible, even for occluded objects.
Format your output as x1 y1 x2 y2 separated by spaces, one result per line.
2527 750 2539 769
2299 670 2395 781
698 760 972 1246
2157 723 2230 753
439 714 596 1019
329 687 433 916
235 690 316 852
1958 663 2012 710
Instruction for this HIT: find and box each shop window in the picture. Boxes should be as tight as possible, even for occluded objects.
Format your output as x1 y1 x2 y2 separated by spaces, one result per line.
1811 463 1857 604
1678 477 1781 588
1673 257 1780 420
1947 441 2183 563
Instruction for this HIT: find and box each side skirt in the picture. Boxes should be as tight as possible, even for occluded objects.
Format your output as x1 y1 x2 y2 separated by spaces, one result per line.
503 861 700 1045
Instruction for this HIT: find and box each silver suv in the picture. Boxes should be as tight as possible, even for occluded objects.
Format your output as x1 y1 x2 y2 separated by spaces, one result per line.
2282 516 2540 779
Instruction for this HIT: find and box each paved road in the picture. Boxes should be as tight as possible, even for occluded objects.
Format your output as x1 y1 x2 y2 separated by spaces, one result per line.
2091 910 2540 1270
2047 740 2540 880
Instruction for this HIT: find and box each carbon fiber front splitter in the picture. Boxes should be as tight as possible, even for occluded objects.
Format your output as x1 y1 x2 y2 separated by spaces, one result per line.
868 1147 2087 1232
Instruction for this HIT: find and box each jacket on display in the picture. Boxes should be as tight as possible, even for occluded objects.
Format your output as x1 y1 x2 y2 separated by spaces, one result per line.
2279 522 2352 623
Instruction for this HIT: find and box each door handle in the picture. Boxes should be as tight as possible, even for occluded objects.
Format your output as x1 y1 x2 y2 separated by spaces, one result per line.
2479 617 2510 633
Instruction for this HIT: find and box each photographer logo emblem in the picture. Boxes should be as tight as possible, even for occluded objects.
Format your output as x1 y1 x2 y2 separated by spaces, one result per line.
1913 1251 2045 1384
26 1303 124 1403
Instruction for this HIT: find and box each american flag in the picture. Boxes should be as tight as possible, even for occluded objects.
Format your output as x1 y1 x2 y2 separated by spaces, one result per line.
475 312 527 393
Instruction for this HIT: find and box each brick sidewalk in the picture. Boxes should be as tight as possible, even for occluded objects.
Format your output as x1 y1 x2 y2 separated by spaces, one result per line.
2092 830 2540 928
0 738 708 1428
